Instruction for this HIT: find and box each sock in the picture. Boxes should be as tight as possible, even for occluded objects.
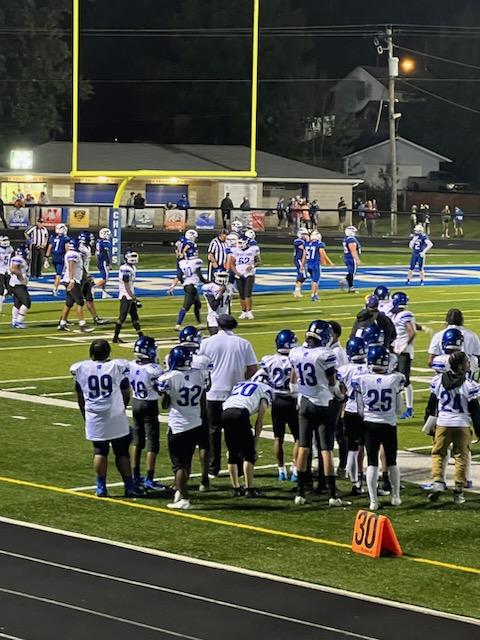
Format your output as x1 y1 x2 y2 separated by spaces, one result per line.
291 464 297 475
12 307 19 323
194 304 201 323
278 465 287 474
366 466 379 503
146 470 154 481
388 465 400 499
59 319 67 327
297 470 307 495
0 294 4 313
113 322 122 339
382 470 391 489
294 285 300 293
405 384 413 409
326 474 337 499
96 474 107 490
133 467 141 480
79 319 86 327
177 308 186 325
123 475 135 493
346 450 358 484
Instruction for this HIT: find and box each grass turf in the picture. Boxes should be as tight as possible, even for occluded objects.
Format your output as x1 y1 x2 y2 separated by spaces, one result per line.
0 249 479 618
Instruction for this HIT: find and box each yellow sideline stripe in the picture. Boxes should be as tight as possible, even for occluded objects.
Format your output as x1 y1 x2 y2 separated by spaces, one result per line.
0 475 479 576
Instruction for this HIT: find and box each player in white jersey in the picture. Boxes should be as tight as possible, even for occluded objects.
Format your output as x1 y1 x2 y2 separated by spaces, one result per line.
221 371 273 497
425 351 480 504
337 337 369 496
428 308 480 365
113 251 143 344
373 286 391 315
202 270 233 334
288 320 348 507
170 256 206 331
128 336 168 493
70 339 139 498
78 234 106 326
329 320 349 478
355 345 405 511
389 291 416 420
260 330 299 481
157 346 210 510
178 326 213 491
231 235 261 319
9 245 31 329
58 238 89 333
0 236 13 315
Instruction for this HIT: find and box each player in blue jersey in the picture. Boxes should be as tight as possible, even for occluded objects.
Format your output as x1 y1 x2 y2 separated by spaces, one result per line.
293 227 309 298
96 228 112 299
406 224 433 286
45 223 70 296
340 225 362 293
305 231 334 302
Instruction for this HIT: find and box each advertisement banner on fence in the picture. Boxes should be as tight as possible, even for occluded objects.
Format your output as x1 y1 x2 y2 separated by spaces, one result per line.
164 208 186 231
40 207 63 227
108 208 123 266
251 211 265 231
7 207 29 228
69 207 90 229
195 210 216 229
134 209 155 229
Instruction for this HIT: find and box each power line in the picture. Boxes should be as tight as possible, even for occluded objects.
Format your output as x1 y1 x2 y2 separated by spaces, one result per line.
394 44 480 72
398 79 480 115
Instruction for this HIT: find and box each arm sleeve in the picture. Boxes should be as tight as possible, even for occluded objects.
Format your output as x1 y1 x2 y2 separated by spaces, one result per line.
205 293 222 311
195 267 207 284
424 393 438 420
468 399 480 437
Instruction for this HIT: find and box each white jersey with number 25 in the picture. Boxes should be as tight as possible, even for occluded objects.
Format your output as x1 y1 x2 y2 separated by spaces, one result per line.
356 372 405 426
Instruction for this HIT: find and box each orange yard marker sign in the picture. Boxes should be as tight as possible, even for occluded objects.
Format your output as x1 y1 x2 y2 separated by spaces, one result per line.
352 510 403 558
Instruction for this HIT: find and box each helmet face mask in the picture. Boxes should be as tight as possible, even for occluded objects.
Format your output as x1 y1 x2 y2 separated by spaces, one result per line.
179 325 202 350
305 320 332 347
66 239 79 251
244 229 255 240
346 337 366 362
237 237 248 250
362 324 385 347
367 345 390 371
125 251 139 265
99 228 111 240
275 329 297 354
414 224 424 235
391 291 409 309
213 270 228 286
251 370 272 386
297 227 309 239
55 223 68 236
231 221 243 233
0 236 11 248
226 233 238 248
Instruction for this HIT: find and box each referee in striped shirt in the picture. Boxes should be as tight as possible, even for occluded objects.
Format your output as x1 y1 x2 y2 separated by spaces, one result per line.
207 229 228 281
24 220 49 277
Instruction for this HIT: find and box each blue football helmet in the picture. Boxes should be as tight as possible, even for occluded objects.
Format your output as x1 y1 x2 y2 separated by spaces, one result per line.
441 328 464 353
134 336 157 361
367 345 390 370
374 285 389 301
306 320 332 347
362 324 385 347
391 291 409 309
179 325 202 350
168 346 193 370
346 337 366 362
66 238 79 251
275 329 297 354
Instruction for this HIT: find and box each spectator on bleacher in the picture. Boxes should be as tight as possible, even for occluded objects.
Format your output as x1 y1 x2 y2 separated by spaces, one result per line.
338 196 347 231
309 200 319 230
134 192 145 209
38 191 49 206
220 192 234 228
357 200 366 232
126 191 135 228
410 205 418 232
176 194 191 223
365 200 377 237
276 197 286 229
454 206 464 237
240 196 251 212
441 205 451 238
286 197 295 232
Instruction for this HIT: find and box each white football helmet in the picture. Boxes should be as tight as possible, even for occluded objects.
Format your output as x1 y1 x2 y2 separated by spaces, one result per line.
185 229 198 242
310 230 322 242
297 227 309 239
231 220 243 233
55 223 68 236
237 237 248 250
99 228 111 240
226 233 238 248
244 228 256 240
345 225 357 237
125 251 139 264
414 224 424 235
213 270 228 285
0 236 11 248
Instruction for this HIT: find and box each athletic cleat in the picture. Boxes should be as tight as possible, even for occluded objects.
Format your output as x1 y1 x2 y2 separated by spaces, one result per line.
428 481 446 502
246 311 254 319
101 291 111 299
96 486 108 498
391 496 402 507
421 482 434 491
79 325 93 333
239 311 247 319
278 468 288 481
453 491 466 505
336 467 347 479
369 500 380 511
198 482 210 492
124 488 143 498
348 288 357 294
57 324 70 331
245 488 263 498
405 280 410 286
13 322 27 329
94 317 108 325
377 488 391 496
311 294 319 302
112 337 126 344
290 469 298 482
420 281 425 286
349 486 363 496
167 498 192 510
144 478 168 492
294 495 306 505
134 475 145 492
293 291 303 298
339 279 347 291
328 497 352 507
233 486 246 497
400 408 414 420
52 289 58 296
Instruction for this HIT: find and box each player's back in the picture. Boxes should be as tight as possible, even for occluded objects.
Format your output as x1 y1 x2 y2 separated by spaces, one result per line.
260 353 293 396
70 359 129 417
128 360 163 400
289 345 336 405
357 372 405 425
158 368 207 432
223 380 273 414
337 362 368 413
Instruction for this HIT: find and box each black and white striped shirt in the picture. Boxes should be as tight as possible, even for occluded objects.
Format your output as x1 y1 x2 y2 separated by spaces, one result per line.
25 225 49 248
207 236 228 279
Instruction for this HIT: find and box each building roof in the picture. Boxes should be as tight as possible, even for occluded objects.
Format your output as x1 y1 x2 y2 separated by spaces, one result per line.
1 142 358 183
343 136 452 162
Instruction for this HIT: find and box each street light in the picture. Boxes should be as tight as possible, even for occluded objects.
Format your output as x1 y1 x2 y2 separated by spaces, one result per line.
400 57 416 74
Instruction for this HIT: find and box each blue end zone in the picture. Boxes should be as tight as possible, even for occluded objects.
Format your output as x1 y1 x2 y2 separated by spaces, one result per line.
15 265 480 303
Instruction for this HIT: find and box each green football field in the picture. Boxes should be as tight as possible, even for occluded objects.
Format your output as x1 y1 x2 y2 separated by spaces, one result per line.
0 248 479 619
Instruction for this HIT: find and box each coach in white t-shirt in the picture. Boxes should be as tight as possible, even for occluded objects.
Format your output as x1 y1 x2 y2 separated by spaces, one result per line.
428 308 480 366
198 314 258 475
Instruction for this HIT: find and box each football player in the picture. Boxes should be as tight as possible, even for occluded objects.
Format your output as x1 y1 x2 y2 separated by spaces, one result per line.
170 255 206 331
225 232 239 285
244 228 257 247
96 228 112 298
260 330 299 481
128 335 167 493
337 337 368 495
45 223 69 296
0 236 13 315
390 292 416 419
157 346 210 510
78 233 107 326
341 226 361 293
407 224 433 286
288 320 348 507
293 227 309 298
9 245 31 329
113 251 143 344
328 321 348 478
231 235 261 319
202 269 232 335
305 231 334 302
374 285 391 315
57 238 89 332
221 370 273 497
356 345 405 510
